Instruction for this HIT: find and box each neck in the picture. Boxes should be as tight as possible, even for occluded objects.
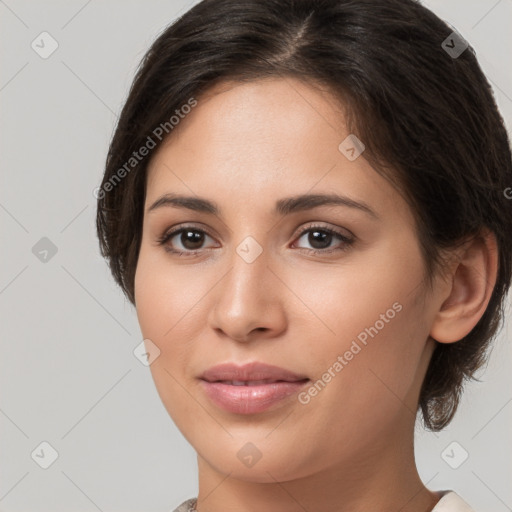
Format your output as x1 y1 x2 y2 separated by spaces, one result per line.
194 417 440 512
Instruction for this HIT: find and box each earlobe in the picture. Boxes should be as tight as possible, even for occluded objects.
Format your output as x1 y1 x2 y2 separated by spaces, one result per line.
429 230 498 344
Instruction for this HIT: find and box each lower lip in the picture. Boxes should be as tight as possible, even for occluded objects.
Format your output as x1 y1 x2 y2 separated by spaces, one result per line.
199 379 310 414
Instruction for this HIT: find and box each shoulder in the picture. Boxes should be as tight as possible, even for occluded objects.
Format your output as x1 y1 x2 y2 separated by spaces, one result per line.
172 497 197 512
432 491 476 512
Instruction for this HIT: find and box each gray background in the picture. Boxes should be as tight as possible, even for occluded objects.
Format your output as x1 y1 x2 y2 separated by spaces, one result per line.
1 0 511 511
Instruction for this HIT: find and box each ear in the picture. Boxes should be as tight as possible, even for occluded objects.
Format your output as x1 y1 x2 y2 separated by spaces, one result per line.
429 230 498 344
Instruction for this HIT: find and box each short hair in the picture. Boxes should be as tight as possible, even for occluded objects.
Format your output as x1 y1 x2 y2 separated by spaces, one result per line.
96 0 512 431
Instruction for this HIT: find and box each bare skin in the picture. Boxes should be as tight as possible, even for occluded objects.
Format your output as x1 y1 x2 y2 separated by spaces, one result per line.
134 77 497 512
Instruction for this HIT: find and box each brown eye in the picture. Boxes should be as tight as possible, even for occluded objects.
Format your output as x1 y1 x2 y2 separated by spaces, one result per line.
305 229 333 250
293 225 354 254
157 226 217 255
177 229 206 250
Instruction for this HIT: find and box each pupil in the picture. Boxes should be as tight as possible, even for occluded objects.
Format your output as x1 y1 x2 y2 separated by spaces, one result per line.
309 230 331 249
182 230 204 249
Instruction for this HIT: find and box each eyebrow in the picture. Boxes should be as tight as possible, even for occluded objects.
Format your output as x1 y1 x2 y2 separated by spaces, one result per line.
147 192 378 219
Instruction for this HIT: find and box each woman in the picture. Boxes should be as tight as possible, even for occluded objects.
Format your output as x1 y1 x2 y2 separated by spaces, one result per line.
96 0 512 510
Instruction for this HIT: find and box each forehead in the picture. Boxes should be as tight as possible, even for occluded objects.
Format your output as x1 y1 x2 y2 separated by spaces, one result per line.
147 76 347 175
144 77 410 224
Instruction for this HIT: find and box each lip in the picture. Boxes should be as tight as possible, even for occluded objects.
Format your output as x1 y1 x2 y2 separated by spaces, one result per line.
199 362 310 414
200 361 309 383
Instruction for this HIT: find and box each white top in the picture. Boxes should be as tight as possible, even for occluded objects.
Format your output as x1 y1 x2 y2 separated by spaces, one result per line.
173 490 475 512
432 491 475 511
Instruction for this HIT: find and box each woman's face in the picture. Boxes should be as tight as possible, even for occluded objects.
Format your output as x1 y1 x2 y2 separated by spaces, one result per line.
134 77 440 482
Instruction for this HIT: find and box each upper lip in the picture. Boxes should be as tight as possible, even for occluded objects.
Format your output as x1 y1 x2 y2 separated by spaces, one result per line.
200 362 309 383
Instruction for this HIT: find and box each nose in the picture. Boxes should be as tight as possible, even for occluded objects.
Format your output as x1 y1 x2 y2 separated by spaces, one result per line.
208 245 287 343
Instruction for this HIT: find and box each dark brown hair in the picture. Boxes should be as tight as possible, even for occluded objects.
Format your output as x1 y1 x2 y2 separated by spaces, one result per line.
96 0 512 431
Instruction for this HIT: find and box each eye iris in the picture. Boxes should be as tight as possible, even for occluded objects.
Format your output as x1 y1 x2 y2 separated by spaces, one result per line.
182 230 204 250
309 230 332 249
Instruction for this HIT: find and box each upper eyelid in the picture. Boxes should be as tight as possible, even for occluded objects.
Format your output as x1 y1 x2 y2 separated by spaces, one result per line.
295 223 353 239
164 222 348 235
164 223 216 240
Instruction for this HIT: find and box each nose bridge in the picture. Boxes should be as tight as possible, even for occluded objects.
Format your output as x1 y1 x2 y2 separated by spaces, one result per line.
209 234 284 340
223 235 271 307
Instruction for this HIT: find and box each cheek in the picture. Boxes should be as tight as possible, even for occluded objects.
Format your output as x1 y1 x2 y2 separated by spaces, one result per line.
295 296 428 459
301 240 425 349
134 254 167 340
134 249 204 428
134 246 199 340
302 241 430 416
134 246 218 381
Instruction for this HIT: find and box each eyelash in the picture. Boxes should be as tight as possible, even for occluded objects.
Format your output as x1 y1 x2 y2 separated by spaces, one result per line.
156 224 354 257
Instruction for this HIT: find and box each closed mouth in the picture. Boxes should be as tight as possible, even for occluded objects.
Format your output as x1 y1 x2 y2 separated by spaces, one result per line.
210 379 310 386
